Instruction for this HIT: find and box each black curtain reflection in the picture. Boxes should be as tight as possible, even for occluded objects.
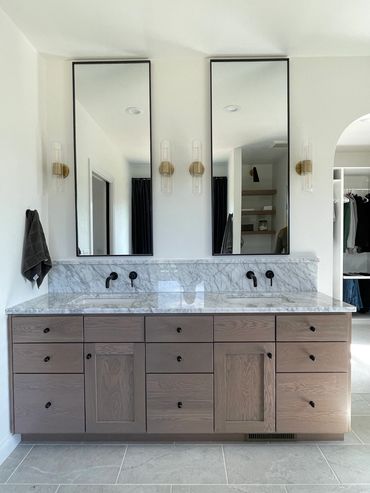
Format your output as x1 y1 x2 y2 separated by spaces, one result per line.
131 178 152 254
213 177 228 253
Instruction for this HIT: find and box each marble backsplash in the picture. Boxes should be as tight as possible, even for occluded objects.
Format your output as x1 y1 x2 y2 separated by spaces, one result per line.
48 255 318 294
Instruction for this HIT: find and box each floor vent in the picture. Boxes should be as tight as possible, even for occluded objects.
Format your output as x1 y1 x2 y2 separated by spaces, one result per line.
248 433 296 441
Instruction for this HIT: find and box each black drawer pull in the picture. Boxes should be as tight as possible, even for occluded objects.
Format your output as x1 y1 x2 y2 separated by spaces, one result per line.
43 356 50 363
43 328 50 334
177 401 183 408
309 400 315 408
177 327 182 333
45 401 52 409
267 352 273 359
177 355 182 362
309 326 316 332
309 354 316 361
86 353 92 360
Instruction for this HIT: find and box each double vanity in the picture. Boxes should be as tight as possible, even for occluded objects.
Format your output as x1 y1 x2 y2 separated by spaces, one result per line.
7 290 354 441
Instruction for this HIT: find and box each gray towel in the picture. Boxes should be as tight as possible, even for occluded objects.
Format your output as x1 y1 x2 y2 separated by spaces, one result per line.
21 210 52 287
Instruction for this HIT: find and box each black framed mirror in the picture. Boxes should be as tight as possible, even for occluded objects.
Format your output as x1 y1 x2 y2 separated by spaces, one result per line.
73 60 152 256
211 58 289 255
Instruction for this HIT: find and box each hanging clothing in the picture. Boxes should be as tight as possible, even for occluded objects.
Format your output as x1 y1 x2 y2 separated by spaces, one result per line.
347 195 358 251
355 194 370 252
343 279 363 310
213 177 228 254
343 201 350 252
131 178 152 254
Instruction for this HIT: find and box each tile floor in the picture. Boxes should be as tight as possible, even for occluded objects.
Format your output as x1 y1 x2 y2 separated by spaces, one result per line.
1 317 370 493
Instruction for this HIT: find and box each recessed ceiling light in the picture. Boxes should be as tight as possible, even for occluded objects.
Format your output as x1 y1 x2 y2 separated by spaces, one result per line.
125 106 143 115
223 104 241 113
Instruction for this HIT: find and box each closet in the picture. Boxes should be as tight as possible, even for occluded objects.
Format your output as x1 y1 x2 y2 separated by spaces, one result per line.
333 167 370 310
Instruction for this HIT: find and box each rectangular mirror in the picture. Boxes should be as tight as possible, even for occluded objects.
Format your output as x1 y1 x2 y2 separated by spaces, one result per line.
211 58 289 255
73 61 152 256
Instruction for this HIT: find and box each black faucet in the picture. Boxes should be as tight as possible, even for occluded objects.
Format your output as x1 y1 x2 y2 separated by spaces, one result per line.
246 271 258 288
265 270 275 286
129 271 138 288
105 272 118 289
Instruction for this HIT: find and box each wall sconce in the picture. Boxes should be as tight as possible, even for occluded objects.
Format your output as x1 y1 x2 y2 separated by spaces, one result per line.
189 140 205 194
51 142 69 179
295 142 313 192
159 140 174 194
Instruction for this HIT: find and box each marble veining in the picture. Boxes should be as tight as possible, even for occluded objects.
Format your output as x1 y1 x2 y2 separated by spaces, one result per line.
6 291 355 314
48 255 318 294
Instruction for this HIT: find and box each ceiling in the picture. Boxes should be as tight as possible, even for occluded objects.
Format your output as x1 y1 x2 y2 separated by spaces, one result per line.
1 0 370 58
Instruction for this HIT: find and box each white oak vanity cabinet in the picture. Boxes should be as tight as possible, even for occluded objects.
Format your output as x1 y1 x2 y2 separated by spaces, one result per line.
8 312 351 438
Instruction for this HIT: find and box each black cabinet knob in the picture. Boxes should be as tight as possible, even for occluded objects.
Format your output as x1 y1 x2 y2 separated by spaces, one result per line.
310 326 316 332
44 356 50 363
43 328 50 334
309 400 315 408
86 353 92 360
267 352 273 359
309 354 316 361
177 401 183 408
177 327 182 333
177 355 182 362
45 401 52 409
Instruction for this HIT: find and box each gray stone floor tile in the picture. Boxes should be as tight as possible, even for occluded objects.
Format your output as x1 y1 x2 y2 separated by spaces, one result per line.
118 444 226 484
58 486 171 492
315 431 362 445
0 445 33 483
173 486 287 492
352 394 370 415
286 486 370 492
8 445 126 485
352 416 370 443
223 444 338 485
320 445 370 483
0 486 57 492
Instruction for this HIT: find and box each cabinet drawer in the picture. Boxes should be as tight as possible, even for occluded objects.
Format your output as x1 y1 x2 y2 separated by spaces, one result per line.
277 342 349 373
146 316 213 342
146 343 213 373
276 314 350 342
13 343 83 373
276 373 349 434
147 374 213 433
84 316 144 342
214 315 275 342
14 374 85 433
12 316 83 343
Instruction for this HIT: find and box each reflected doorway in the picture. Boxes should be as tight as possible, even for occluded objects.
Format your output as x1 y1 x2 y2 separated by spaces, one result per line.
91 172 110 255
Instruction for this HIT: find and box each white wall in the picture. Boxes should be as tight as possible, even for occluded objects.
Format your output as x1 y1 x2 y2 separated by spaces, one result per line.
0 9 47 463
42 55 370 295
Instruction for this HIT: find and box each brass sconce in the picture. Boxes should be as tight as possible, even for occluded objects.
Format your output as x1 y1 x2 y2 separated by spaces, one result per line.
295 142 313 192
159 140 174 193
189 140 205 194
51 142 70 190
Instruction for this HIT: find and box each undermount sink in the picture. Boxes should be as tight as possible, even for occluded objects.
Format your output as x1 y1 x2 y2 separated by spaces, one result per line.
69 294 140 308
226 294 287 305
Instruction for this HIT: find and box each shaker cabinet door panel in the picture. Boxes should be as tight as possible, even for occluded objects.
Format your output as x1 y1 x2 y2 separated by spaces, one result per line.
85 342 145 433
214 343 275 433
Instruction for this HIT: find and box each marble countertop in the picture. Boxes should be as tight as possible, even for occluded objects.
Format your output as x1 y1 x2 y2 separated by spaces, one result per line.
6 291 355 314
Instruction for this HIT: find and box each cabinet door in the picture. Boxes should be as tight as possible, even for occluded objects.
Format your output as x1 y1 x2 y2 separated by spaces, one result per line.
85 343 145 433
214 342 275 433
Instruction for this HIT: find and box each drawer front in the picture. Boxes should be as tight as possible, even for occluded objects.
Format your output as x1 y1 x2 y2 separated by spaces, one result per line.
12 316 83 343
14 374 85 433
146 343 213 373
276 314 350 342
13 343 83 373
84 316 144 342
277 342 349 373
276 373 349 434
146 316 213 342
147 374 213 433
214 315 275 342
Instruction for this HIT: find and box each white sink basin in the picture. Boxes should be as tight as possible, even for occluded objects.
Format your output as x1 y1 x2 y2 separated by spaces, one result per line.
69 294 139 308
226 295 287 305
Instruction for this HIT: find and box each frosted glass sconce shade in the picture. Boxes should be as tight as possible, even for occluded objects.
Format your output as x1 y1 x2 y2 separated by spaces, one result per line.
159 140 174 193
189 140 205 194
